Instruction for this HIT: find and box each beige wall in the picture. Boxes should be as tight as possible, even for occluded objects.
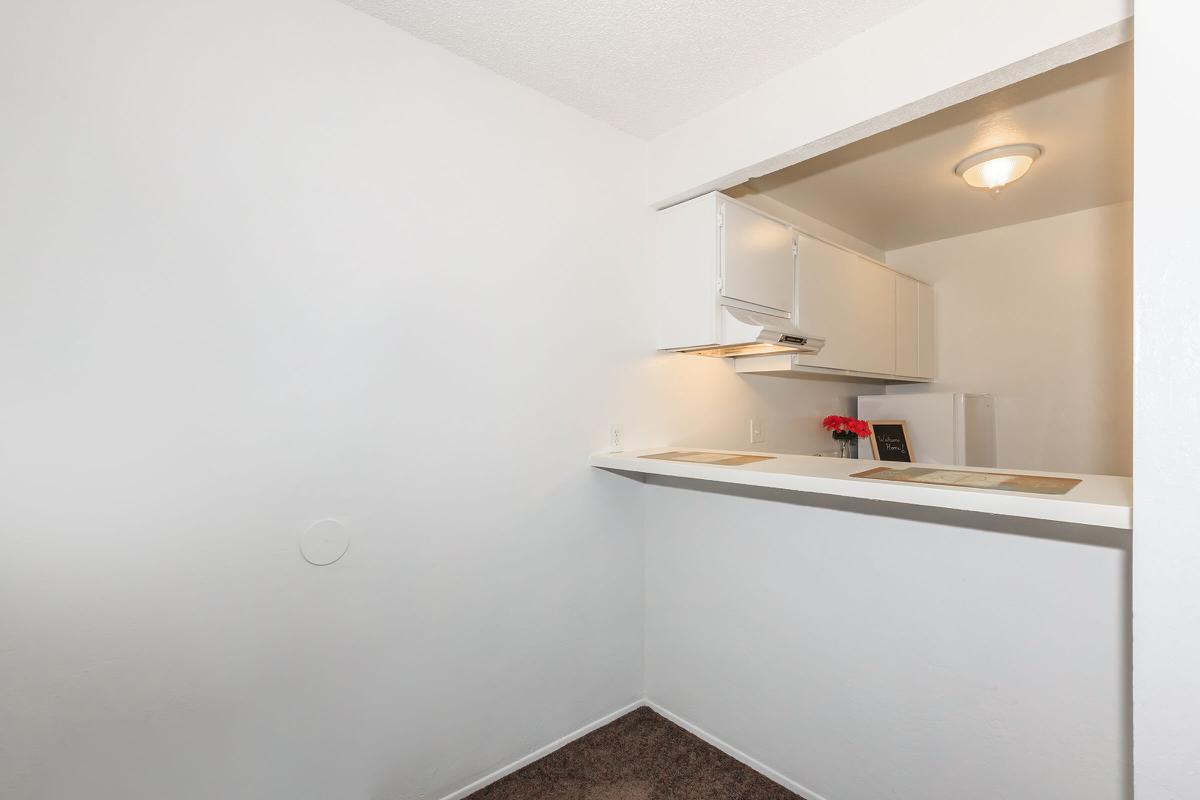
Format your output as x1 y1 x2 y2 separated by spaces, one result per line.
887 202 1132 476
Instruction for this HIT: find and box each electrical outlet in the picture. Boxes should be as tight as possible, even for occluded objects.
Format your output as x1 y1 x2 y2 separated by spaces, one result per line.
609 424 624 451
750 418 765 444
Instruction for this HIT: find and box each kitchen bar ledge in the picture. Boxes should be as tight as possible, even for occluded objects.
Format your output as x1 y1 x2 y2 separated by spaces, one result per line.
591 448 1132 530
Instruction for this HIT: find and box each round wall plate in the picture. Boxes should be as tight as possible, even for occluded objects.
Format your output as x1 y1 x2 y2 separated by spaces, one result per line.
300 519 350 566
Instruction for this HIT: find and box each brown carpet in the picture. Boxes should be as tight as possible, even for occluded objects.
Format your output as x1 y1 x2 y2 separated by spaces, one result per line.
466 706 804 800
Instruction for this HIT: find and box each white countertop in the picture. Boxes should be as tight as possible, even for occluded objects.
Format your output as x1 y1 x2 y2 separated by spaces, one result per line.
591 448 1132 530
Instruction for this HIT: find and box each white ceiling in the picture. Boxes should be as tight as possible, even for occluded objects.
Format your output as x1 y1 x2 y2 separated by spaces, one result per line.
728 44 1133 251
339 0 923 138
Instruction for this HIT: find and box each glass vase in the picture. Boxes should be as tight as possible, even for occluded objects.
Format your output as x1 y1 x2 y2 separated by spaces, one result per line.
837 437 852 459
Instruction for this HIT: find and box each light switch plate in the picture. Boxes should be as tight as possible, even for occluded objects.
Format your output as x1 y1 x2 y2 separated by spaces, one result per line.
750 418 765 444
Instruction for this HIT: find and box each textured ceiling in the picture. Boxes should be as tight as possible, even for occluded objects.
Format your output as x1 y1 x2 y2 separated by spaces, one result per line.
339 0 923 138
728 44 1133 251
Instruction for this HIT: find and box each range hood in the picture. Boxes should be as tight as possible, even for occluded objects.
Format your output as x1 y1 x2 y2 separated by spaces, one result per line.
671 307 825 358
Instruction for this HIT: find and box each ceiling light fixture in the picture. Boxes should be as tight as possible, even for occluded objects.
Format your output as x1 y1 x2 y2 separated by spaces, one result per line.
954 144 1043 193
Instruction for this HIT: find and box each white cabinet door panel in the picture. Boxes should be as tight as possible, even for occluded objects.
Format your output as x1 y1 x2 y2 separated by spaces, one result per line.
895 274 919 377
849 258 896 375
793 235 898 376
720 200 794 314
917 281 935 378
792 233 856 369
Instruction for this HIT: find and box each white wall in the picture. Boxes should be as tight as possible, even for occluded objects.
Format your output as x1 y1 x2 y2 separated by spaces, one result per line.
0 1 878 798
0 2 642 797
0 1 1154 798
1131 2 1200 798
644 479 1130 800
886 203 1132 476
625 358 882 458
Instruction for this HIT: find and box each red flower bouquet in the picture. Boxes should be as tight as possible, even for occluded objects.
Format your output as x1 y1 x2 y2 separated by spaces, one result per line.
822 415 870 457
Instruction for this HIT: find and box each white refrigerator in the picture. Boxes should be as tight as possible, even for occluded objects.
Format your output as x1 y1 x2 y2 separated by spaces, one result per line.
856 392 996 467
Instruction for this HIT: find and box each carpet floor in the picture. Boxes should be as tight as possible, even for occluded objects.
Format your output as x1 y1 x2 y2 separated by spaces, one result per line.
465 706 804 800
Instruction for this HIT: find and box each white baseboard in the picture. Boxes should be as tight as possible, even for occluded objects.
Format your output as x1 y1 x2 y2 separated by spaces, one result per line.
438 698 828 800
438 699 646 800
644 700 831 800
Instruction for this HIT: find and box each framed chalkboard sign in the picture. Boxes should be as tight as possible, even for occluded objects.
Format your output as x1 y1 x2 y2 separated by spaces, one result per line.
867 420 913 462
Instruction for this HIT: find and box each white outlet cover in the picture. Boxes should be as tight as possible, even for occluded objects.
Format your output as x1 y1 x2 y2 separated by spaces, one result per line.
300 519 350 566
609 424 624 451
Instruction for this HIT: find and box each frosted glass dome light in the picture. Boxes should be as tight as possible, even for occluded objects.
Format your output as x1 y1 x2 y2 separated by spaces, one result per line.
954 144 1043 193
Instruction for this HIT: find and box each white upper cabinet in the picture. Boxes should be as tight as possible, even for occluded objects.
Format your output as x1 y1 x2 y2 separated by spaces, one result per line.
654 191 932 378
792 233 858 369
653 192 722 351
792 234 895 376
847 257 897 375
895 273 920 377
654 193 809 355
917 281 935 379
719 199 795 315
897 273 934 378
